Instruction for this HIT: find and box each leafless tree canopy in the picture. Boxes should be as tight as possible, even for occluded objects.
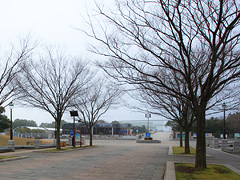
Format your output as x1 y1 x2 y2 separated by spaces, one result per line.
85 0 240 168
0 36 36 106
75 79 121 145
88 0 240 105
16 47 92 149
17 48 91 114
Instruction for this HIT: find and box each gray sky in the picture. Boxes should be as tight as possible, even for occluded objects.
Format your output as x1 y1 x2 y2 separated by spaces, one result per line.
0 0 166 126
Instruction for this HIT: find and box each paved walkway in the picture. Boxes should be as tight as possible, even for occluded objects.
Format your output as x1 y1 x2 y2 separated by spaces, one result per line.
172 141 240 167
0 132 171 180
1 132 240 180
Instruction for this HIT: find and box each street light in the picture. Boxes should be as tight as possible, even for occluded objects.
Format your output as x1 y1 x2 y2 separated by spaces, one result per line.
222 102 227 139
9 101 14 140
70 110 78 147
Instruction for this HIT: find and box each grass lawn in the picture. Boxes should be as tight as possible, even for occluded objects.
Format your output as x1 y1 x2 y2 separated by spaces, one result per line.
0 156 18 160
173 146 196 155
175 163 240 180
0 135 53 146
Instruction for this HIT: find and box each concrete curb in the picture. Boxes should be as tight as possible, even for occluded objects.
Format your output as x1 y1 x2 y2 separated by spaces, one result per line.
136 140 161 143
223 164 240 175
0 156 28 162
165 146 240 179
32 145 102 153
164 161 176 180
164 161 240 180
168 146 173 155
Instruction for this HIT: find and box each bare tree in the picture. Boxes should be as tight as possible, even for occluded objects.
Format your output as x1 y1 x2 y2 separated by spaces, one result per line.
129 70 195 153
16 47 92 149
75 79 121 146
0 36 36 106
84 0 240 169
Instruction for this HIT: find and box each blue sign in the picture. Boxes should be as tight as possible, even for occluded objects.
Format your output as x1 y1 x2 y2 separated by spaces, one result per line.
146 133 151 137
70 130 74 138
177 133 185 139
136 129 139 133
234 133 240 138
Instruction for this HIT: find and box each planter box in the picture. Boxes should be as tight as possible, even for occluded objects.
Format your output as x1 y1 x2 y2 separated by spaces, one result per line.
60 142 66 147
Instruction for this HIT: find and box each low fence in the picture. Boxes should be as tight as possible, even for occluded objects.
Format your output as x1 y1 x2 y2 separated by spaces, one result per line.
14 132 49 139
84 135 136 140
210 138 240 153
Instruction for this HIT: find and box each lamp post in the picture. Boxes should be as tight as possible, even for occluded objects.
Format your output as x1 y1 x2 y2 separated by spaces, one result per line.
222 102 227 139
70 110 78 147
9 101 14 140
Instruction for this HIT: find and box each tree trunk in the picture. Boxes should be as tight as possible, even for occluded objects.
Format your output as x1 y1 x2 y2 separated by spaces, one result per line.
180 130 183 147
184 127 190 154
56 119 61 150
195 106 206 169
89 127 93 146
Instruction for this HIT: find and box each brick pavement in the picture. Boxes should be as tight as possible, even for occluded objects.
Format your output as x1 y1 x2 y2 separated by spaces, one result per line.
0 138 172 180
2 133 240 180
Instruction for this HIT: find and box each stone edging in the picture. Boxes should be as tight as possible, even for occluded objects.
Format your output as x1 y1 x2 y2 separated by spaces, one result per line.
0 156 28 162
32 145 101 153
164 161 240 180
164 161 176 180
168 146 173 155
165 146 240 180
136 140 161 143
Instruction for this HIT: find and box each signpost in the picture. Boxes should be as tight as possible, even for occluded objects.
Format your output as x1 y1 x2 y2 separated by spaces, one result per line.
146 133 151 138
70 110 79 147
70 130 74 138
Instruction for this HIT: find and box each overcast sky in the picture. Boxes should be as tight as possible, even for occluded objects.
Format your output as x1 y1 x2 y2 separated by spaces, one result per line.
0 0 166 126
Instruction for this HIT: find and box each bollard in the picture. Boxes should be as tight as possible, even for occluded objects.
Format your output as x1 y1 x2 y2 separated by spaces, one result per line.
8 140 15 151
34 139 40 149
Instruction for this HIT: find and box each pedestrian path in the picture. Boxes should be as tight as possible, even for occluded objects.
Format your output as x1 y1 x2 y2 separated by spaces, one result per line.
1 132 240 180
0 134 170 180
